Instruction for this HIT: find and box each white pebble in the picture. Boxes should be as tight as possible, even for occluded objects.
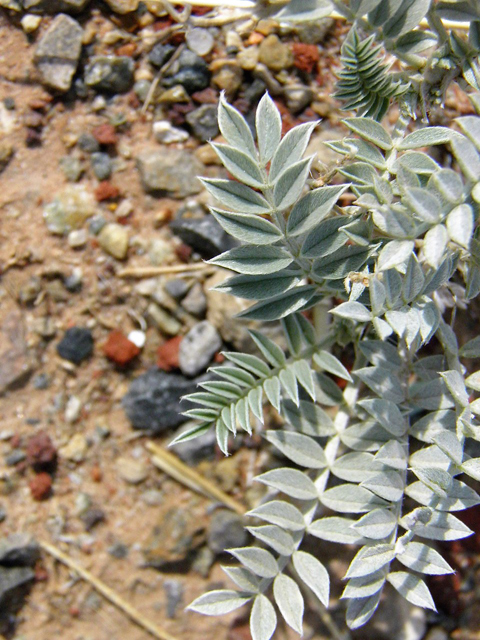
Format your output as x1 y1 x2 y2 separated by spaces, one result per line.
65 395 82 423
128 330 146 348
186 28 214 56
153 120 189 144
21 14 42 33
68 228 88 248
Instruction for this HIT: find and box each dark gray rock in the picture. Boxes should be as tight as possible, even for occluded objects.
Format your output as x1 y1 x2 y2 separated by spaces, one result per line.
56 327 93 364
34 14 83 92
148 43 175 68
91 152 112 180
136 148 203 198
80 507 105 531
207 510 247 555
172 423 217 465
170 213 237 259
0 534 39 567
84 56 134 94
88 214 107 235
0 505 6 523
108 542 129 559
163 67 210 94
33 373 50 389
185 104 219 142
179 321 221 377
165 279 190 301
122 368 200 433
22 0 90 12
0 566 35 613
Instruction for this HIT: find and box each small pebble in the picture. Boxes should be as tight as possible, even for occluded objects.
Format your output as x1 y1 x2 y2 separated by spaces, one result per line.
258 34 293 72
128 330 145 349
3 97 15 110
164 580 184 619
157 336 182 372
108 542 129 559
29 472 52 501
43 185 96 235
114 199 133 219
186 28 214 56
95 181 120 202
77 132 100 153
65 396 82 423
116 457 148 484
103 330 140 365
91 152 112 180
6 450 26 467
26 431 57 470
178 321 221 377
88 214 107 235
68 228 88 248
165 279 189 301
84 56 134 94
63 267 83 292
185 104 219 142
59 433 88 462
142 489 164 506
33 373 51 390
133 79 151 102
60 156 83 182
181 282 207 317
56 327 94 364
146 303 181 336
97 223 129 259
92 123 117 146
152 120 189 144
0 504 6 522
81 507 105 531
148 43 175 68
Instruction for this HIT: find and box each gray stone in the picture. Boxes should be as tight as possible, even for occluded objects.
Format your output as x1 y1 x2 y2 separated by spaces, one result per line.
179 321 221 377
186 28 214 56
207 510 248 555
0 306 33 394
0 534 39 567
136 148 203 198
34 14 83 93
185 104 219 142
0 566 35 613
165 279 190 301
108 542 129 559
84 56 134 94
5 450 26 466
164 580 184 618
181 282 207 317
22 0 90 12
88 214 107 235
163 67 210 94
0 505 5 523
283 85 314 114
145 303 181 336
122 368 201 433
148 43 175 68
77 132 99 153
59 156 83 182
133 79 151 102
91 152 112 180
170 213 236 259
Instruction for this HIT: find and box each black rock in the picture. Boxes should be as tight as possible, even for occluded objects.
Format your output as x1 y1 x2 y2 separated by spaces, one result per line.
163 67 211 94
0 566 35 614
84 56 134 94
0 534 40 568
148 43 175 68
185 104 219 142
207 510 248 555
122 368 202 433
170 213 237 259
56 327 93 364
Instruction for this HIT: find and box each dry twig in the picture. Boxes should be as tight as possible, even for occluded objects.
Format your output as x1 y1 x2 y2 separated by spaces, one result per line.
40 540 180 640
146 441 246 515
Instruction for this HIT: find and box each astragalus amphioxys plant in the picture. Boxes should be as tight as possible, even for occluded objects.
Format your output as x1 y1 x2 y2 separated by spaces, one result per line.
171 3 480 637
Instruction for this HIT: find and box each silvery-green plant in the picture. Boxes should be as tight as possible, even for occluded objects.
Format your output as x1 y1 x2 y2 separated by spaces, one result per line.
173 89 480 637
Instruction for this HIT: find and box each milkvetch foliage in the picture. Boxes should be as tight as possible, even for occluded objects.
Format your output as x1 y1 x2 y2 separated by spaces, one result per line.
172 6 480 639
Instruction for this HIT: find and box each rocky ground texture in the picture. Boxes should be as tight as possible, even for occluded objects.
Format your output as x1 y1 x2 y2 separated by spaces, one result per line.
0 2 479 640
